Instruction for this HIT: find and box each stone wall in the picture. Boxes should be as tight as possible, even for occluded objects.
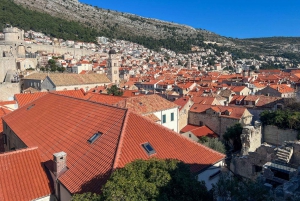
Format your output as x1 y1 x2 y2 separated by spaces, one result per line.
288 142 300 165
178 99 192 131
0 83 20 101
264 125 298 146
0 57 16 82
188 111 240 138
29 44 94 56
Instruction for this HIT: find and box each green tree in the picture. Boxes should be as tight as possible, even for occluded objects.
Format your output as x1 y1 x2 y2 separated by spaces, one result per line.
223 123 243 151
101 158 211 201
199 137 226 154
72 192 101 201
106 85 123 96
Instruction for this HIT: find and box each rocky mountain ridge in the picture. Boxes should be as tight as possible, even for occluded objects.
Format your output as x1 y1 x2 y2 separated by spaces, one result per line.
9 0 300 57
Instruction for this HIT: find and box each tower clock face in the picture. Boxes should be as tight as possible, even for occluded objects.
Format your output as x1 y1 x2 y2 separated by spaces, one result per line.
114 70 118 74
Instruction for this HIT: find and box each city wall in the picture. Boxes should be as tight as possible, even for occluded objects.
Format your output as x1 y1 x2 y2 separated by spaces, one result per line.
28 44 95 56
263 125 298 146
0 83 20 101
0 58 16 82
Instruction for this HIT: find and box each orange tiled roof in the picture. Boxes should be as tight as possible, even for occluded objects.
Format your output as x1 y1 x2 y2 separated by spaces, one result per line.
114 112 225 173
125 94 178 114
0 147 52 201
144 113 160 122
190 104 247 119
3 93 225 194
14 89 86 107
174 96 191 111
181 125 218 138
270 84 295 93
87 93 126 106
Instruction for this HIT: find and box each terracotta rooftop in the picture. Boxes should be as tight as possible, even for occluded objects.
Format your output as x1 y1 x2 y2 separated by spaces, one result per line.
270 84 295 94
124 94 178 114
192 96 219 105
115 111 224 173
174 96 191 111
0 147 52 201
86 93 126 106
181 125 218 138
3 93 224 194
190 104 248 120
14 89 86 107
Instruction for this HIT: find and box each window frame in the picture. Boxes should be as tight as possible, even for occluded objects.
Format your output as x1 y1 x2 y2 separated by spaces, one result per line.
171 112 174 121
162 114 166 123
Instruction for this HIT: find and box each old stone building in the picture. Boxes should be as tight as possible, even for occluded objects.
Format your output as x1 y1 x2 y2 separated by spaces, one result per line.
188 104 253 138
174 96 193 131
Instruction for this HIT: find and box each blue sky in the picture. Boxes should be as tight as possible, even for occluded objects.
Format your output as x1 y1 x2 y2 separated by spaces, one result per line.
79 0 300 39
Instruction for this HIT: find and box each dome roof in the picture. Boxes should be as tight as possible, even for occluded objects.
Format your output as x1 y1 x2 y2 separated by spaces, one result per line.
108 49 116 54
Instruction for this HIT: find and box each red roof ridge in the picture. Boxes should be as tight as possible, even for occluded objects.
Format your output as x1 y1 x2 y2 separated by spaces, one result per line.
113 109 129 169
0 146 39 156
49 92 128 111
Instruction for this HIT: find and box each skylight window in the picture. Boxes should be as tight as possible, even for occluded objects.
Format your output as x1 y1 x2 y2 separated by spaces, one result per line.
87 131 102 144
142 142 156 155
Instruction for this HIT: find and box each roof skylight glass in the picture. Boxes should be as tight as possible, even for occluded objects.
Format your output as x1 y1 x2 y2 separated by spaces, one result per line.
142 142 156 155
87 131 102 144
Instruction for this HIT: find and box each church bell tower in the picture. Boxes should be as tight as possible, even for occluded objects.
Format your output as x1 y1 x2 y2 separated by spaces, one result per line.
107 49 119 84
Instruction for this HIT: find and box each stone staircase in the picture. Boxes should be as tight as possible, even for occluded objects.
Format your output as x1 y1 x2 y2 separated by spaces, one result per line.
275 147 293 163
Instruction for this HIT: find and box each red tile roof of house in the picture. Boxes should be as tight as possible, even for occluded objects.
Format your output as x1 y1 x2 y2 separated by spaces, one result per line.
122 90 144 97
174 96 191 111
190 104 248 120
14 89 86 107
144 113 160 122
181 125 218 138
0 147 52 201
124 94 178 114
270 84 295 94
0 107 12 152
114 112 224 173
228 86 247 93
86 93 126 106
15 92 48 107
192 96 219 105
3 94 225 194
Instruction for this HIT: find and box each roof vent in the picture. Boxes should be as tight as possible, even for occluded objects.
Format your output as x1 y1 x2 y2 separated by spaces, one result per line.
142 142 156 155
27 104 35 110
87 131 102 144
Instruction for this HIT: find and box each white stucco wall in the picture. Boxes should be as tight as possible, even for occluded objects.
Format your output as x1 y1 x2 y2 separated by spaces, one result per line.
153 107 179 132
35 195 55 201
197 160 224 190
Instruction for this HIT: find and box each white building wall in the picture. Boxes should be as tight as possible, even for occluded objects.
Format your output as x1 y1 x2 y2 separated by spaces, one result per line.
197 160 224 190
36 195 55 201
153 107 178 132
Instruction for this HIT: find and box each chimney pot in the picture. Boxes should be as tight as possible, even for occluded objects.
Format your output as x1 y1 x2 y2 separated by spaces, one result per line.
53 151 67 177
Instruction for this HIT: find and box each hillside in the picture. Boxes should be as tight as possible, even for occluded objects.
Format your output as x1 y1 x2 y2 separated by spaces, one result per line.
2 0 300 59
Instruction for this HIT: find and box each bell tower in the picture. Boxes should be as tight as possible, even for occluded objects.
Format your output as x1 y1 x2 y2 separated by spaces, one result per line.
107 49 119 84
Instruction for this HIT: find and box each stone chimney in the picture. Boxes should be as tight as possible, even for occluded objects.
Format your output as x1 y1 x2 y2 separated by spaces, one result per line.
53 151 67 177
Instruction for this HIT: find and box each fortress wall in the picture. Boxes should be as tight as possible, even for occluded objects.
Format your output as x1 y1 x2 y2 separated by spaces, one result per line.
0 83 20 101
0 58 16 82
264 125 298 145
29 44 95 56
